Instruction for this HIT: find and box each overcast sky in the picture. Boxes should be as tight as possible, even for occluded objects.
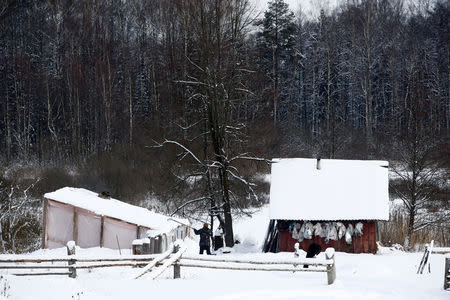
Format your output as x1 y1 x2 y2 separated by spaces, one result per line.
252 0 426 19
252 0 340 18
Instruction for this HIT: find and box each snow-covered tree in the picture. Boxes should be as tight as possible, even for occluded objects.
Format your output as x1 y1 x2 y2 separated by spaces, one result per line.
0 177 41 253
157 0 264 248
257 0 296 126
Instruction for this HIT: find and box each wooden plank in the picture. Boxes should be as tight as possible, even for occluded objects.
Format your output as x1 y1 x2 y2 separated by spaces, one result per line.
77 262 149 269
363 232 369 253
13 272 71 276
0 255 156 263
181 256 333 266
368 222 375 253
0 265 72 269
42 198 49 249
100 216 105 247
0 258 70 263
73 208 78 244
417 246 429 274
47 199 74 210
148 245 187 280
432 248 450 254
133 246 174 279
178 262 326 273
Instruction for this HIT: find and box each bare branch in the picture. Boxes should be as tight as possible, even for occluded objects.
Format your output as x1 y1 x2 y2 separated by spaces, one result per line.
171 196 212 217
152 139 204 166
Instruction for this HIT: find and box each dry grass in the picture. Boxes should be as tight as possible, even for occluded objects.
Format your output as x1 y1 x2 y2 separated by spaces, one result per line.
378 208 449 250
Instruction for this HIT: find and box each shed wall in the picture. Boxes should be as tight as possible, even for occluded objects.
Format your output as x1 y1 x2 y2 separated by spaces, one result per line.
46 200 74 248
43 198 188 252
279 220 377 254
103 217 137 249
77 210 102 248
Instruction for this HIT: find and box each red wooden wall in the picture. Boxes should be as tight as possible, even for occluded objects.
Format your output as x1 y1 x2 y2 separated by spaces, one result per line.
279 220 377 254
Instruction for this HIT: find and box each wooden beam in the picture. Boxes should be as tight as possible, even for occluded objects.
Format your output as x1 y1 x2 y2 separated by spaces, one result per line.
100 216 105 248
73 208 78 244
13 272 71 276
42 198 48 249
181 256 333 266
0 265 73 269
177 262 326 273
77 262 149 269
0 255 156 263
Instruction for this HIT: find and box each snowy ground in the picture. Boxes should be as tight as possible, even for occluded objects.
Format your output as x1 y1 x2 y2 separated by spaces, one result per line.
1 206 448 300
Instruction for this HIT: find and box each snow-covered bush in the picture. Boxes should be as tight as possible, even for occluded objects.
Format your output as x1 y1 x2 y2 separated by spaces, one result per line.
0 276 10 299
0 173 42 254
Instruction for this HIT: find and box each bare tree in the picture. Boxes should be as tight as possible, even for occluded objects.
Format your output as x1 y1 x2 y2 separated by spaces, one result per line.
390 64 449 249
156 0 264 247
0 177 41 253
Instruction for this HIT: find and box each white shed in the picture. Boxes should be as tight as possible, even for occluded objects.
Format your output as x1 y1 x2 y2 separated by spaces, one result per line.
42 187 189 251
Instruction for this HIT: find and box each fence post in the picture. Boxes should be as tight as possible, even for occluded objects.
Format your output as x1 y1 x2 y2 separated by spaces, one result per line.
173 243 180 279
325 248 336 285
444 257 450 290
173 263 181 279
143 238 151 254
132 239 143 255
67 241 77 278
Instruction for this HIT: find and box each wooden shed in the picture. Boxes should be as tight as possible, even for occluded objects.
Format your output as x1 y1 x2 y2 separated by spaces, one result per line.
42 187 189 252
263 158 389 254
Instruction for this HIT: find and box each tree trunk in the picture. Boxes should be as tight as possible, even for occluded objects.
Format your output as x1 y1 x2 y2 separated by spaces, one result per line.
5 81 11 160
129 75 133 147
404 208 415 250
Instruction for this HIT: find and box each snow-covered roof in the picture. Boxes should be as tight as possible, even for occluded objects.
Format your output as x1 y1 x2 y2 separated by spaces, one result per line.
269 158 389 221
44 187 188 232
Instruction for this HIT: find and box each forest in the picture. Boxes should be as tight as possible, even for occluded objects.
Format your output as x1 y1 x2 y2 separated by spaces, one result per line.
0 0 448 252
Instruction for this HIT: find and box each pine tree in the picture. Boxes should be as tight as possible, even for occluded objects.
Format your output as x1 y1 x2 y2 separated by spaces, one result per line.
257 0 296 126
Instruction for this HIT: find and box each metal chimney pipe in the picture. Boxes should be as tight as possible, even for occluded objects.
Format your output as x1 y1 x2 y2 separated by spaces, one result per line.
316 158 321 170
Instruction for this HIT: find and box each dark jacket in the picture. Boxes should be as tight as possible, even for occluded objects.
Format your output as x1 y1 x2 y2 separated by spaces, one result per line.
194 227 211 247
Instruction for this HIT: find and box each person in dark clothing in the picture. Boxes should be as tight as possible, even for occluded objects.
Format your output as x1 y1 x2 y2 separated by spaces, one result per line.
304 243 321 268
194 223 212 255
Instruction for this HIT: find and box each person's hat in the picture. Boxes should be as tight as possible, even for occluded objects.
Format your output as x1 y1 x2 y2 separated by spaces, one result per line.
203 223 209 227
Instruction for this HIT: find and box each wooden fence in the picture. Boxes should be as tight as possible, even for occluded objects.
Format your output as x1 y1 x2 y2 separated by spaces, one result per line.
174 247 336 285
0 242 336 284
0 243 157 278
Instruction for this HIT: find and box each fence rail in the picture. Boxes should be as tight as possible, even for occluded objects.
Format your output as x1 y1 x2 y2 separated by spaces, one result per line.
176 247 336 285
0 242 337 284
0 242 156 278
